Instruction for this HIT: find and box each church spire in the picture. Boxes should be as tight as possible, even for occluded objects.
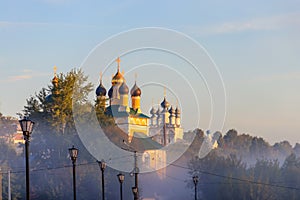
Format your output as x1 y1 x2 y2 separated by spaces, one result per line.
53 65 57 76
100 71 103 83
96 71 107 97
116 57 121 71
134 72 138 83
52 65 58 87
111 57 124 86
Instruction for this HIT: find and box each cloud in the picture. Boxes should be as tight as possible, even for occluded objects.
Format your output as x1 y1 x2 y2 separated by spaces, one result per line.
187 12 300 36
226 13 300 33
0 21 49 28
0 70 50 82
0 20 98 29
36 0 71 4
0 21 10 28
8 75 32 81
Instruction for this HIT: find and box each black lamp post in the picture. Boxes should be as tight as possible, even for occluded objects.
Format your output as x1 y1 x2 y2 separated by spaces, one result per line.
133 151 139 197
117 173 125 200
193 175 199 200
19 117 34 200
122 141 139 200
97 160 106 200
69 146 78 200
132 186 138 200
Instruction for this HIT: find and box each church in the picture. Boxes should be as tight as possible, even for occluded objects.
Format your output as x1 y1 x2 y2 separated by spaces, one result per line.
47 58 184 173
95 58 184 174
95 58 183 148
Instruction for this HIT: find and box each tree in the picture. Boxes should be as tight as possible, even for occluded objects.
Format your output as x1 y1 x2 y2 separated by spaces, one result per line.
273 141 293 164
24 68 93 134
20 69 94 198
0 139 24 200
188 151 248 200
293 143 300 157
280 153 300 200
249 137 270 162
0 114 18 137
247 159 282 200
20 68 126 199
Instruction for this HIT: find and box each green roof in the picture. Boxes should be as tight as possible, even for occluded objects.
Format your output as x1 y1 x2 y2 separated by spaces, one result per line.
131 132 163 150
105 105 150 119
103 126 163 152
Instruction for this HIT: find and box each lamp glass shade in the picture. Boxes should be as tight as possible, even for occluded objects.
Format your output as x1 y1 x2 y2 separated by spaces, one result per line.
193 176 199 184
69 146 78 161
117 173 125 183
98 160 106 170
19 117 34 134
132 187 138 194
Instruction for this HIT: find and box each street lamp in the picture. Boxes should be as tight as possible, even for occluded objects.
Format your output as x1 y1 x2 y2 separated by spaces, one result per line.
193 175 199 200
132 186 138 200
117 173 125 200
132 151 139 199
69 146 78 200
122 140 140 199
19 117 34 200
97 160 106 200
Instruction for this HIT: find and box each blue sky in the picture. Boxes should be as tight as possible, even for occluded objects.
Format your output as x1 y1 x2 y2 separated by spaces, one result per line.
1 0 300 145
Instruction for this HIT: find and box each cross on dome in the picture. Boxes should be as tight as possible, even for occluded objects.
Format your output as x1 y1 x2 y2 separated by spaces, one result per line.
134 73 138 83
116 57 121 70
100 71 103 81
53 65 57 76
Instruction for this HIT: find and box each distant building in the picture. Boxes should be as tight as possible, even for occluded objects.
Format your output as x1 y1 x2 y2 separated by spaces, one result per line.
13 132 25 145
0 116 25 154
47 59 184 178
95 58 183 146
94 58 183 177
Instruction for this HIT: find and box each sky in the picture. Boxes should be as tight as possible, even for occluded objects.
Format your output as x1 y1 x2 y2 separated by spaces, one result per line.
0 0 300 145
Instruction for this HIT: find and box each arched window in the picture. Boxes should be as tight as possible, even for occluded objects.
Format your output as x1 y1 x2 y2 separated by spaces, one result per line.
168 130 175 143
143 152 150 166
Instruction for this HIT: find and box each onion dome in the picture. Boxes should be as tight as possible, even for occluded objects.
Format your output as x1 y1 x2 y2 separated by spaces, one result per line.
112 57 124 85
119 81 129 95
156 107 161 115
169 106 175 114
96 81 106 96
112 70 124 85
130 83 141 97
52 76 58 87
160 97 170 109
150 107 157 115
52 66 58 86
108 86 114 98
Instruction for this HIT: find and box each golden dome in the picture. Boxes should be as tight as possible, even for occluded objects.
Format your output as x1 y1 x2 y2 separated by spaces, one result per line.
111 57 124 85
52 76 58 84
52 66 58 86
112 70 124 85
